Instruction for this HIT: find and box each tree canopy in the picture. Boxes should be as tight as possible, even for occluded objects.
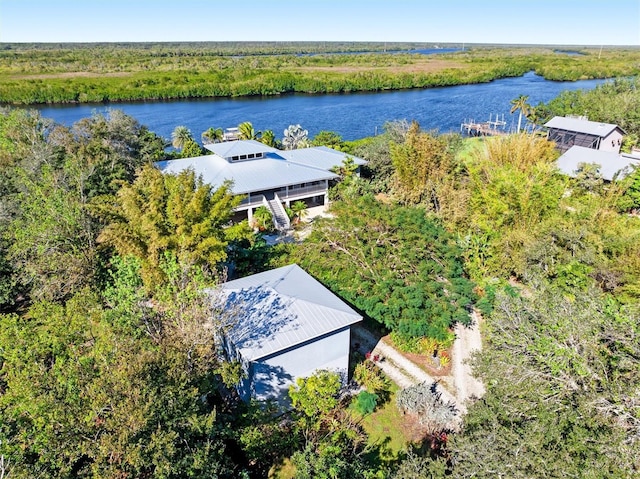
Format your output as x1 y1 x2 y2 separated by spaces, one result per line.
0 257 241 478
448 282 640 478
277 193 476 341
3 77 640 477
96 164 250 290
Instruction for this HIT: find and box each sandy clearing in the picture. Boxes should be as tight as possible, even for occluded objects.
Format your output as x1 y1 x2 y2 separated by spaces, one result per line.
352 325 462 429
451 310 485 413
295 59 466 75
351 309 485 430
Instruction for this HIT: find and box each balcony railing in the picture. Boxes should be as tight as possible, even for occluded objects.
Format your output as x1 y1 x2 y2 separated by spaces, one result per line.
237 195 265 208
236 184 327 209
285 184 327 198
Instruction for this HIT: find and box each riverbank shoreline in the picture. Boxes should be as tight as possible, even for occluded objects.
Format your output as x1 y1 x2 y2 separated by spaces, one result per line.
2 45 638 105
26 73 609 142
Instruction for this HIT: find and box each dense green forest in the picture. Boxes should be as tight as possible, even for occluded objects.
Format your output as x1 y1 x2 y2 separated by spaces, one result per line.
1 72 640 478
0 43 639 104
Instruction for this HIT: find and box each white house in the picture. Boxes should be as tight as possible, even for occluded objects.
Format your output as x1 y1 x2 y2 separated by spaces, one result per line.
545 116 625 154
155 140 366 230
556 145 640 181
215 264 362 405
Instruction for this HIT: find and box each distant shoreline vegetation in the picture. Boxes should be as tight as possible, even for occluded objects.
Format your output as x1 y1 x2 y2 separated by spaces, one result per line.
1 42 639 105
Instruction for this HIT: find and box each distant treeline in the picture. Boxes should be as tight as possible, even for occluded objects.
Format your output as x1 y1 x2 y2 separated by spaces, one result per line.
1 44 639 104
0 41 456 55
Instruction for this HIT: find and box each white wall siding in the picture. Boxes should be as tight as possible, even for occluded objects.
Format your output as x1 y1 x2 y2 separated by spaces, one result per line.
249 327 351 404
601 130 624 153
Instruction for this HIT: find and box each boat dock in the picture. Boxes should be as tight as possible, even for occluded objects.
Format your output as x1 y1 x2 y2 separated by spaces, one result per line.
460 114 507 136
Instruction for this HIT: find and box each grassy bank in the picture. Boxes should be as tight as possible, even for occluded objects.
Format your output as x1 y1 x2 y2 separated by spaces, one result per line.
1 43 639 104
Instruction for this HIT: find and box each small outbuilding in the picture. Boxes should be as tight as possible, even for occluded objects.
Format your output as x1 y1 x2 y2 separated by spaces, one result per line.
556 145 640 181
216 264 362 405
545 116 625 153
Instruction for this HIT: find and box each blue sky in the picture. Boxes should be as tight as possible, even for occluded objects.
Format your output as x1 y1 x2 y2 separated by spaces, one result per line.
1 0 639 45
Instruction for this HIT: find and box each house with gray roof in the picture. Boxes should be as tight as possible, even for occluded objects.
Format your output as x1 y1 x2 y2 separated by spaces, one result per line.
216 264 362 404
155 140 366 230
556 145 640 181
279 145 367 173
545 116 625 153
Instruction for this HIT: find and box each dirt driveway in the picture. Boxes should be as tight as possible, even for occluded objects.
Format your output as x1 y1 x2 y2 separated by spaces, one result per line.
352 310 485 424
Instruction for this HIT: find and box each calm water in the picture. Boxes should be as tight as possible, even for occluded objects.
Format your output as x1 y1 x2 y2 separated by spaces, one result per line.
34 72 607 142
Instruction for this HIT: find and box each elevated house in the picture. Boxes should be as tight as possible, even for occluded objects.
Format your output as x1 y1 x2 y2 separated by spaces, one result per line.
215 264 362 405
155 140 366 230
545 116 625 154
556 145 640 181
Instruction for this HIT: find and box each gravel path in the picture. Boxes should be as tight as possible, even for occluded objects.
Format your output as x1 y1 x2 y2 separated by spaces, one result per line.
451 310 485 413
351 313 485 427
352 325 459 409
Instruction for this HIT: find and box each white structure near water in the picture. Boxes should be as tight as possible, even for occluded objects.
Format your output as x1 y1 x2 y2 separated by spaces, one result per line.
556 145 640 182
216 264 362 405
545 116 625 154
156 140 366 230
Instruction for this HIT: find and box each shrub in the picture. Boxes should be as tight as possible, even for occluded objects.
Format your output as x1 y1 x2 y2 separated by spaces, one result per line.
438 354 450 368
390 332 452 355
353 361 389 393
350 390 378 415
396 382 457 433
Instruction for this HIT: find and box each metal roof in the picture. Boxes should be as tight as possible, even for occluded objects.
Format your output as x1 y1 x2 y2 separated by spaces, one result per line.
155 152 338 195
203 139 279 158
545 116 624 137
280 146 367 171
217 264 362 361
556 145 640 181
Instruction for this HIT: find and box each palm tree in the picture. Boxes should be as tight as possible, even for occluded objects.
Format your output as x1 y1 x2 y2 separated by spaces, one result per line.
510 95 531 134
252 206 273 232
330 156 358 178
238 121 261 141
282 124 309 150
201 127 223 144
171 125 194 150
260 129 278 148
289 200 308 225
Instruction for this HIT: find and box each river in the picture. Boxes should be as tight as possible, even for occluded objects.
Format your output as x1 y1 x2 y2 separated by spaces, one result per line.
34 72 607 142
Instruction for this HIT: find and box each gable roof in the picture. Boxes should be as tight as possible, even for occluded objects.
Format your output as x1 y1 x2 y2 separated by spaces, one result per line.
218 264 362 361
280 146 367 171
556 145 640 181
545 116 624 137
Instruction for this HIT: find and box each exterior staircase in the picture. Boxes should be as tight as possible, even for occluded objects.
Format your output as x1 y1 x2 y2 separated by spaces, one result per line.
266 194 291 231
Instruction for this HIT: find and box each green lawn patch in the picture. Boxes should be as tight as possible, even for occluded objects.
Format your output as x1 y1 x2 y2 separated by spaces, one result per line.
456 136 486 162
358 386 427 467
